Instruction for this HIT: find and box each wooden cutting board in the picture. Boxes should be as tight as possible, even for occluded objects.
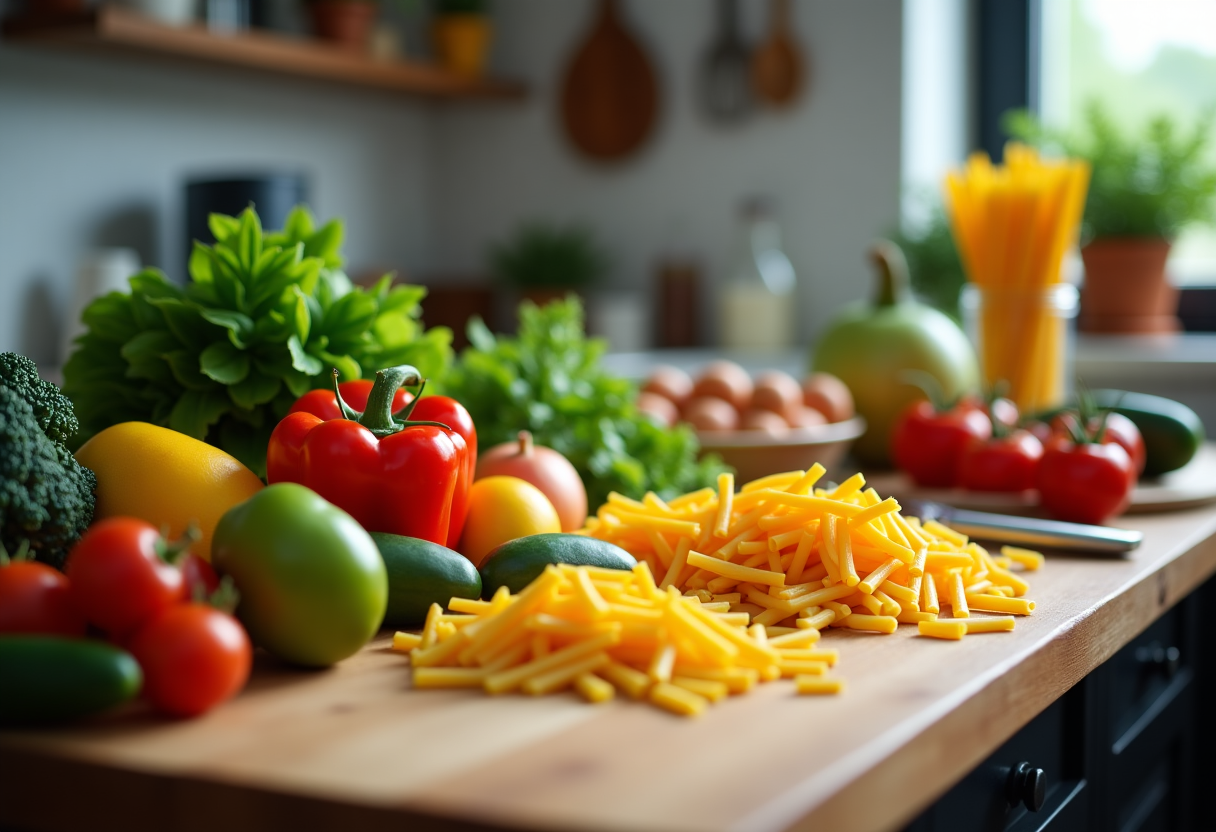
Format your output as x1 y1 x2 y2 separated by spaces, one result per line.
867 442 1216 515
560 0 658 161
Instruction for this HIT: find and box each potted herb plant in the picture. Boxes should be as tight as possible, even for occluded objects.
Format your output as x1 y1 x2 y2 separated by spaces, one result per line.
432 0 490 78
1008 104 1216 333
490 222 609 309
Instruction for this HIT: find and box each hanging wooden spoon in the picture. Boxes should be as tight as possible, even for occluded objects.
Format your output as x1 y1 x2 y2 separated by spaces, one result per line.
751 0 805 107
560 0 659 162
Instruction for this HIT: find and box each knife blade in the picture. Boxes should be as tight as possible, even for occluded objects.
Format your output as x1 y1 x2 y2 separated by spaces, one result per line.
900 499 1142 554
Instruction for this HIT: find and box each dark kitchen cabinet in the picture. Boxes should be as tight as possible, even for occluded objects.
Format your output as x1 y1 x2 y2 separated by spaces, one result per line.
906 578 1207 832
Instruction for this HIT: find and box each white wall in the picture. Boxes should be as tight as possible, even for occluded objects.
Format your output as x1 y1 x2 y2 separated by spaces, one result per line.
0 0 904 362
431 0 904 345
0 43 435 364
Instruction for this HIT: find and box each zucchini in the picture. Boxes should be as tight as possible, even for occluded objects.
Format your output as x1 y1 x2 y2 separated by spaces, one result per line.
370 533 482 627
0 636 142 724
479 534 637 598
1091 390 1205 477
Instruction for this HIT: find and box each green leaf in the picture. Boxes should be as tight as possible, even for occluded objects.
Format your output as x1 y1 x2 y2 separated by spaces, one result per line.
148 298 217 352
199 309 255 348
80 292 139 343
165 349 216 391
303 219 343 268
120 330 179 363
282 368 312 398
199 340 251 385
287 334 323 375
208 213 241 244
318 351 360 382
236 207 263 272
228 371 281 410
189 242 215 284
169 390 232 440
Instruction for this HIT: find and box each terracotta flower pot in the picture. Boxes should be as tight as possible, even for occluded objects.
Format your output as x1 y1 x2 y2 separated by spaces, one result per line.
1079 238 1180 334
432 13 492 78
309 0 377 52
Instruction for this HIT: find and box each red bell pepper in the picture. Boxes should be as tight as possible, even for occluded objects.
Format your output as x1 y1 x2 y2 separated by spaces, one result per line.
267 366 466 546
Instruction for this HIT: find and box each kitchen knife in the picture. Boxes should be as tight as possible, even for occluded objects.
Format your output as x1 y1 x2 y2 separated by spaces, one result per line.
900 499 1143 554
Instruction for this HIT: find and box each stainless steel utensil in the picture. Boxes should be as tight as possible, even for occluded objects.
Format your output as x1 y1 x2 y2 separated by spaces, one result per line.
901 499 1143 554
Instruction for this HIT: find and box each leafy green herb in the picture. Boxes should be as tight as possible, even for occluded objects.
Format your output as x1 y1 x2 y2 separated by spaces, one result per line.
440 297 727 510
890 197 967 323
490 223 609 290
1005 103 1216 240
63 207 451 477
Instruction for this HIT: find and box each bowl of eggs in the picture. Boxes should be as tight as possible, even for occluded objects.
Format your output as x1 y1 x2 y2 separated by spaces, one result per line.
637 360 866 482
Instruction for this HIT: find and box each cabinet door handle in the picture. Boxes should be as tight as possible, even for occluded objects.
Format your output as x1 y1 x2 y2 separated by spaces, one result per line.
1006 762 1046 812
1135 642 1181 678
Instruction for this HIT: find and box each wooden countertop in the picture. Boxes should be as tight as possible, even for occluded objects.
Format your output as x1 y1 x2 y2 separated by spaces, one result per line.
4 505 1216 832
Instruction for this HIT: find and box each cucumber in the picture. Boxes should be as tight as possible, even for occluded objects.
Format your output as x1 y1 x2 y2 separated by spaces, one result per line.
479 534 637 598
0 636 142 724
1091 390 1205 477
370 533 482 627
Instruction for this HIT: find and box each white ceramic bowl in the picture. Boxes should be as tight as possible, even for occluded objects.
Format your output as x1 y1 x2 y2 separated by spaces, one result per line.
696 417 867 484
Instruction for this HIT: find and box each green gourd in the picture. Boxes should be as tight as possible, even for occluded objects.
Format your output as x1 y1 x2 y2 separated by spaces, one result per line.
811 241 979 465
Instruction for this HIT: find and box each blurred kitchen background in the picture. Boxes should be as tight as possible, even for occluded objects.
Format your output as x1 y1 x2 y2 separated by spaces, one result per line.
1 0 1213 414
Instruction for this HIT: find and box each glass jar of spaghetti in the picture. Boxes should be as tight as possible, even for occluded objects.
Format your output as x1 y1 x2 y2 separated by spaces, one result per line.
961 283 1079 414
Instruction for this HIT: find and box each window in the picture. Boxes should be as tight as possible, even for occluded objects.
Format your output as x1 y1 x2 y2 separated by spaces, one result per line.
1039 0 1216 284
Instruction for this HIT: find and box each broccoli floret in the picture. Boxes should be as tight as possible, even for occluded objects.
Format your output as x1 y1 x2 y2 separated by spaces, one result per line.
0 370 96 569
0 352 80 447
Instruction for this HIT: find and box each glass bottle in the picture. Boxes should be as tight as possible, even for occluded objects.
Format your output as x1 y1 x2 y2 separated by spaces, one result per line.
720 199 797 350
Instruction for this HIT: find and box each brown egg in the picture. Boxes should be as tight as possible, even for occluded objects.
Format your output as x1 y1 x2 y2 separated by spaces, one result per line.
740 408 790 437
641 365 694 407
682 396 739 432
692 361 753 412
786 405 828 429
802 372 855 423
636 391 680 427
751 370 803 417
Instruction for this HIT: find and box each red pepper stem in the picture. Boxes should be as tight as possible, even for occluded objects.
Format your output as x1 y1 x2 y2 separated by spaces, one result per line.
331 369 363 421
359 367 452 438
519 431 533 455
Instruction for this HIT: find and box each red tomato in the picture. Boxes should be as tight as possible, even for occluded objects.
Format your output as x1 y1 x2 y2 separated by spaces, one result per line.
891 401 992 488
410 396 478 549
0 560 86 636
130 603 252 717
1036 441 1135 524
181 553 220 601
1050 411 1144 480
288 381 412 421
1094 412 1145 477
958 431 1044 492
66 518 186 637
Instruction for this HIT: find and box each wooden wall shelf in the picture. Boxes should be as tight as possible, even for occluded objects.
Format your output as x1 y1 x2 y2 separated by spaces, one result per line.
2 6 527 100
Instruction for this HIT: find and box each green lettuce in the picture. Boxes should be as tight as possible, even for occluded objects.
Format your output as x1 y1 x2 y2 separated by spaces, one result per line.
63 207 451 477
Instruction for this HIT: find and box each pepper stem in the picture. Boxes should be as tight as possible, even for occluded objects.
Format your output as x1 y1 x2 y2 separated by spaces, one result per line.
350 366 453 438
518 430 533 455
331 369 362 421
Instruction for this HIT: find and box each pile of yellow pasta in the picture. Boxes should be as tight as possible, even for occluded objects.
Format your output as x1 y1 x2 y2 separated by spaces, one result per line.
392 465 1042 717
944 143 1090 413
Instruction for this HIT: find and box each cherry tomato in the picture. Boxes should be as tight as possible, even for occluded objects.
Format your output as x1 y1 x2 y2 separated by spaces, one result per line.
891 400 992 487
0 560 86 636
66 518 186 638
1094 412 1146 477
287 381 411 421
181 553 220 601
958 431 1044 492
410 396 478 549
130 603 252 717
1049 411 1144 481
1036 440 1135 524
